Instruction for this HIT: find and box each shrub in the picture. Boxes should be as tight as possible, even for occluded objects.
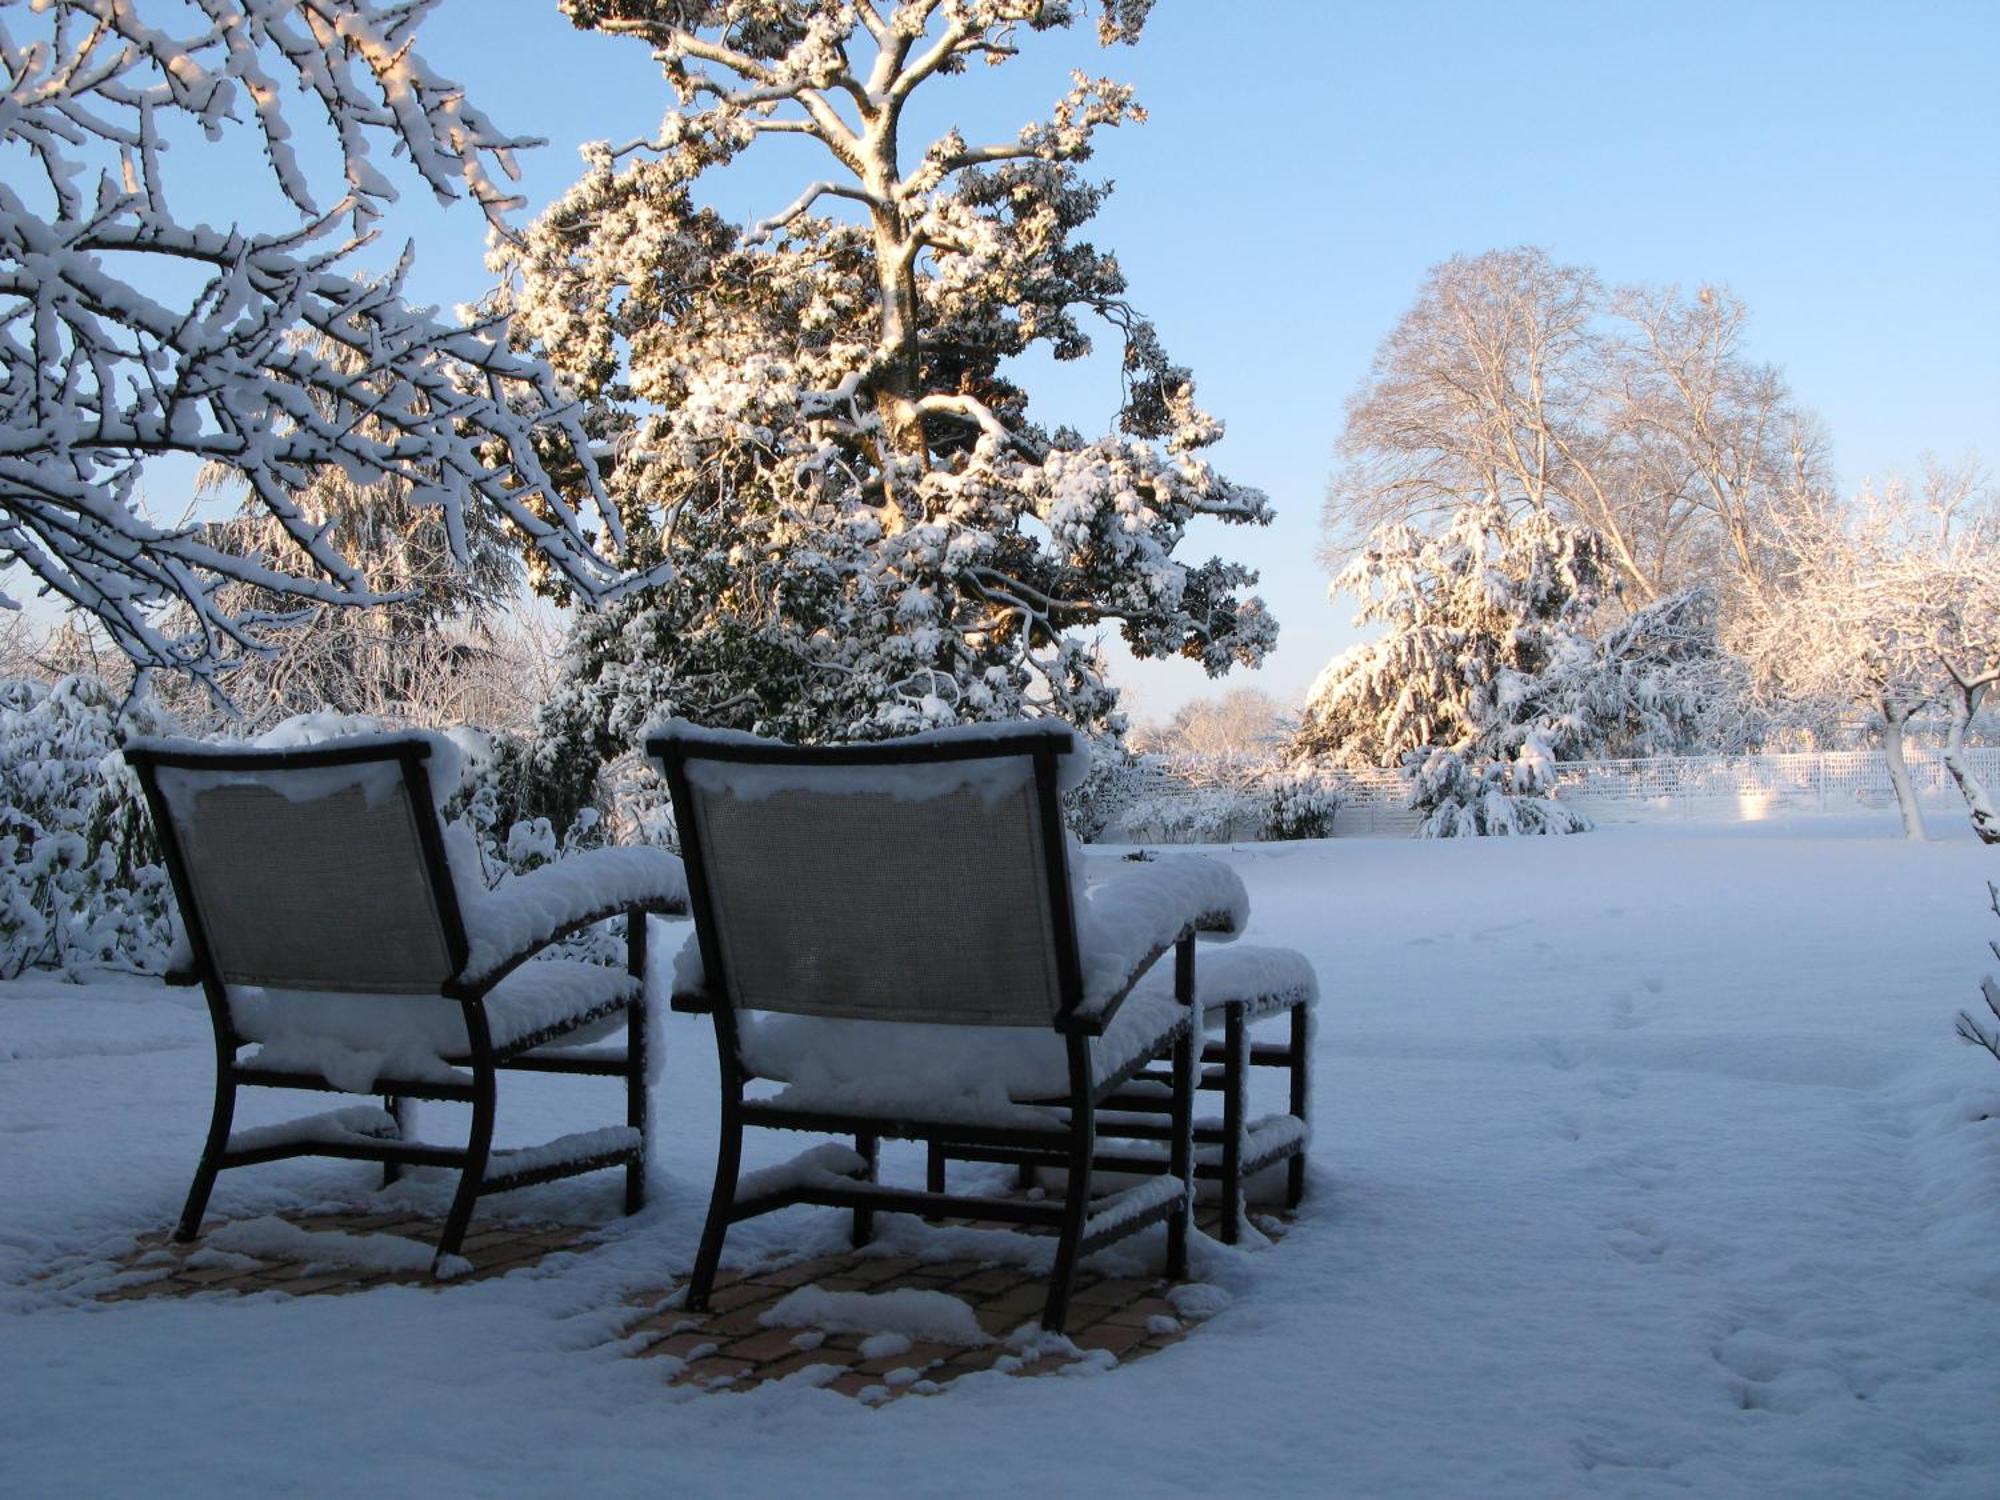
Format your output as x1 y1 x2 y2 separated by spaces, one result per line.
0 677 178 978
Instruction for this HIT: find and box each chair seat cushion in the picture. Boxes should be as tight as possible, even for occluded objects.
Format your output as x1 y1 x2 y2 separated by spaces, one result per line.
231 961 639 1092
1130 944 1317 1027
738 987 1189 1123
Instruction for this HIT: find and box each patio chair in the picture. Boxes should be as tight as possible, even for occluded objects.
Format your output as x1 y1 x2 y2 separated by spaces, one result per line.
125 732 688 1273
648 720 1248 1332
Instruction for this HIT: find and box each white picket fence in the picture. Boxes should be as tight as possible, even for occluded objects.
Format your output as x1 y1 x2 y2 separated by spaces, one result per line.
1120 746 2000 841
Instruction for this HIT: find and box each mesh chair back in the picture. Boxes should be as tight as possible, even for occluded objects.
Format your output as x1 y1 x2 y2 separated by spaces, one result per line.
667 739 1077 1027
138 745 462 994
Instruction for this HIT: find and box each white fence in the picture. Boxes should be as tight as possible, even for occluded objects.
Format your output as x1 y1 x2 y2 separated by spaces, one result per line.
1116 746 2000 841
1556 745 2000 827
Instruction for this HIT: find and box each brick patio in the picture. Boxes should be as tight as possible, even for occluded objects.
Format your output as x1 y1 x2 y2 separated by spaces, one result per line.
98 1206 1264 1403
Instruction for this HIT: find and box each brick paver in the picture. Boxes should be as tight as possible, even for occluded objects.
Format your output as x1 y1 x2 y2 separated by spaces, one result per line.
99 1205 1283 1404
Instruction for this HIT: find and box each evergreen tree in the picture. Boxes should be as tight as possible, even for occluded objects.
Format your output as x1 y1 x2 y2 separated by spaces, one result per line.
1296 500 1749 836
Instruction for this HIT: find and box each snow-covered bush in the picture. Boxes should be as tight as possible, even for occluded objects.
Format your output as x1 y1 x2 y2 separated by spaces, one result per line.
1062 739 1150 843
1259 765 1344 842
1955 884 2000 1067
1115 757 1344 844
0 677 177 979
1410 745 1591 839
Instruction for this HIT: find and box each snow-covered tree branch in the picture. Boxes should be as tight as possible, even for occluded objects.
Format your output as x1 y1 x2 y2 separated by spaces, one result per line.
1954 883 2000 1065
1 0 654 683
501 0 1272 743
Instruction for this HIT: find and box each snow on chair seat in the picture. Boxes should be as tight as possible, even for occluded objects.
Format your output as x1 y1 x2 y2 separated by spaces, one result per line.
125 726 687 1275
729 983 1192 1118
651 717 1236 1334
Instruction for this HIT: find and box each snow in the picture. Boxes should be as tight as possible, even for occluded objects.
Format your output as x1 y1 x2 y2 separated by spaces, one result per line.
759 1287 993 1347
1075 854 1248 1011
226 960 643 1092
205 1217 473 1282
458 848 686 987
3 824 1999 1496
490 1128 642 1184
736 982 1186 1120
1127 942 1318 1026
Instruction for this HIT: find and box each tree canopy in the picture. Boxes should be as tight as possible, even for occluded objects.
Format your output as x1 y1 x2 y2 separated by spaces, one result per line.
498 0 1275 745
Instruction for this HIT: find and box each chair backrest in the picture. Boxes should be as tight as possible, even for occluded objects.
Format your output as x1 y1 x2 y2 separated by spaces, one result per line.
652 725 1084 1028
127 736 468 994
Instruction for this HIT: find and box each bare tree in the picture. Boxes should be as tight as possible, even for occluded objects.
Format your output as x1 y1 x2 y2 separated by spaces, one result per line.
1 0 662 687
1139 686 1288 756
1324 248 1829 612
1612 284 1831 601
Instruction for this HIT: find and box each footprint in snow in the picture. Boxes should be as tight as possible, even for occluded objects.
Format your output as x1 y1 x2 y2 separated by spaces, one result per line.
1537 1036 1586 1072
1604 1215 1671 1264
1607 990 1652 1030
1536 1107 1584 1143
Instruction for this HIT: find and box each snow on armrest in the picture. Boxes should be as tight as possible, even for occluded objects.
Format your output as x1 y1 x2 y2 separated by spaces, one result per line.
1075 855 1249 1014
666 926 716 1012
458 846 688 988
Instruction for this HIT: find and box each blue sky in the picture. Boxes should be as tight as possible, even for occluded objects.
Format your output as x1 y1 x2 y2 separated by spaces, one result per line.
163 1 2000 723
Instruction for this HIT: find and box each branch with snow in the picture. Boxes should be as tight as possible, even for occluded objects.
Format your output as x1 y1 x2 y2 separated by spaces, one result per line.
1 0 658 684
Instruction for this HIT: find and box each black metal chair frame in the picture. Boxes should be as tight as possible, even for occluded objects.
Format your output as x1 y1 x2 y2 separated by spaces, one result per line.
651 728 1203 1334
1098 996 1310 1244
128 737 684 1272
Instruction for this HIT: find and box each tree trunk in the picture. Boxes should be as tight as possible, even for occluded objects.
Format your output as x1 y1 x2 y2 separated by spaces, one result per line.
1941 673 2000 844
1879 694 1928 842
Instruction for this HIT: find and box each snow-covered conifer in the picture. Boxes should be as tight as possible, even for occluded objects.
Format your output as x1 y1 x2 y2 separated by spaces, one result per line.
1296 500 1750 835
496 0 1275 743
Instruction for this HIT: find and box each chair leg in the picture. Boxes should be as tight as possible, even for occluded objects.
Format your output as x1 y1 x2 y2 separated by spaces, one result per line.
175 1053 237 1243
435 1070 496 1269
1221 1005 1246 1245
1168 1023 1193 1281
851 1133 879 1248
926 1140 946 1196
1287 1001 1310 1210
625 998 648 1216
1042 1118 1095 1333
381 1094 411 1189
688 1102 744 1312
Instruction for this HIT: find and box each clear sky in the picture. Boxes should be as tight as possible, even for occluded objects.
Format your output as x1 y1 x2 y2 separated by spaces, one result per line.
145 0 2000 725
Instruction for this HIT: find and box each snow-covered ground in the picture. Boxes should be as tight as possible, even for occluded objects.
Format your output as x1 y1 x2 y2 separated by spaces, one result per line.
3 821 1998 1497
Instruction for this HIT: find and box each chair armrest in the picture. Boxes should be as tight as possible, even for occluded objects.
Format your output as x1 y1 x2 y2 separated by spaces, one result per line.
458 846 688 990
1074 854 1247 1015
